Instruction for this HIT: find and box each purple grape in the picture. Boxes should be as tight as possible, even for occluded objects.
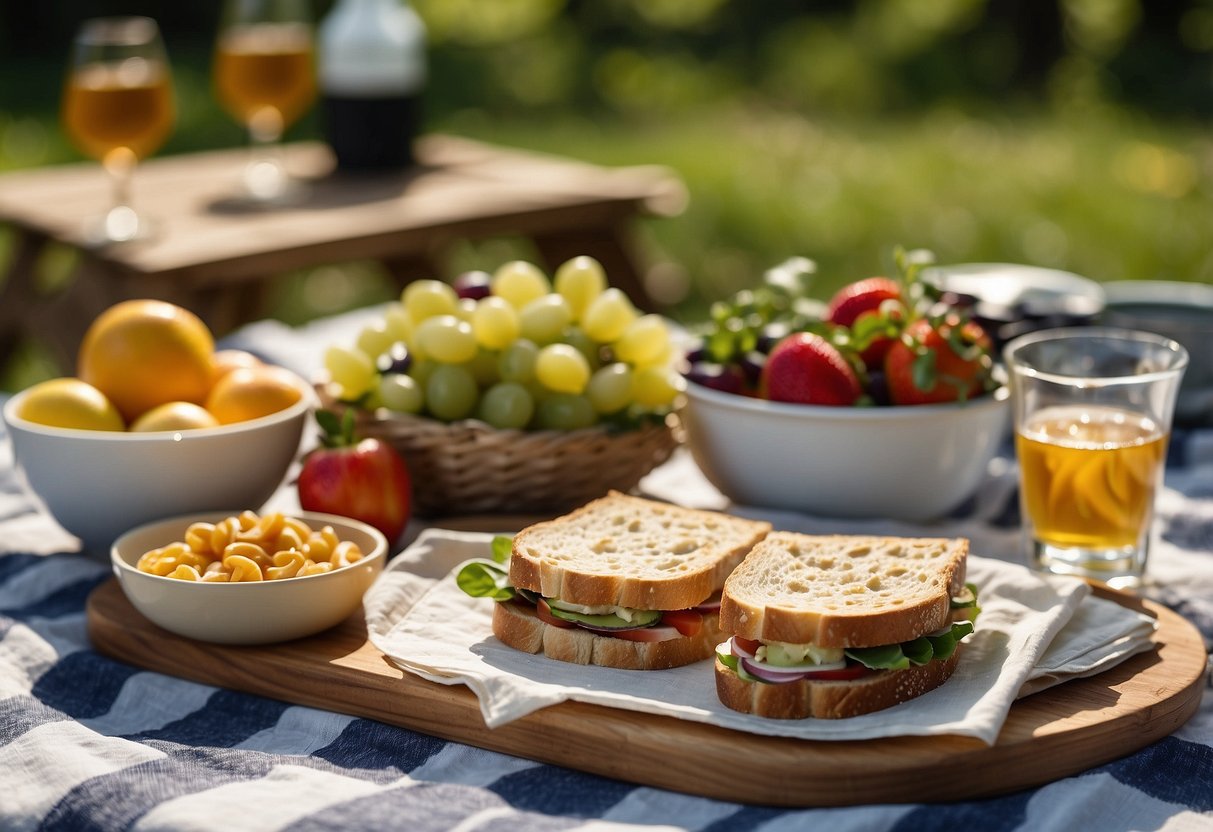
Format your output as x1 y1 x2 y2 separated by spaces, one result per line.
738 351 766 387
376 342 412 375
684 344 708 365
684 362 746 395
453 270 492 300
865 369 891 406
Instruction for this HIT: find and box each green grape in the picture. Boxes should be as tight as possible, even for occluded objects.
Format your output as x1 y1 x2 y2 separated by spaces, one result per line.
467 348 502 387
361 387 384 410
535 394 598 430
324 345 376 400
491 260 550 309
383 303 413 344
425 364 479 422
498 338 539 383
632 366 683 408
355 321 395 361
408 358 436 387
518 294 572 345
477 381 535 430
455 297 478 323
587 362 633 414
403 279 458 324
535 343 591 394
554 255 606 321
582 288 637 343
415 315 478 364
612 314 670 367
562 325 602 369
472 296 520 350
378 373 424 414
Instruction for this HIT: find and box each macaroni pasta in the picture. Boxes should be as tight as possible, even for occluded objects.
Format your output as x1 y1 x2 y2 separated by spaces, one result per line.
136 511 366 582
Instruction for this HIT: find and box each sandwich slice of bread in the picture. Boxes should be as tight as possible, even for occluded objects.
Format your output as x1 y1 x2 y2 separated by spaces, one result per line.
714 532 979 719
459 491 771 670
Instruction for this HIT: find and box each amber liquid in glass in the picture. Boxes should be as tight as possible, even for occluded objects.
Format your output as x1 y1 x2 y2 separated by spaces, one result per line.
62 59 174 162
213 23 315 128
1016 405 1167 550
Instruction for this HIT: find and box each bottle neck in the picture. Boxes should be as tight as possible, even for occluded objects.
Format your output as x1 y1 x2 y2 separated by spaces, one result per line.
319 0 426 96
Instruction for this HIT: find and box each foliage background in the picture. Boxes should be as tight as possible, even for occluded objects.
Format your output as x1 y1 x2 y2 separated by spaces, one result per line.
2 0 1212 386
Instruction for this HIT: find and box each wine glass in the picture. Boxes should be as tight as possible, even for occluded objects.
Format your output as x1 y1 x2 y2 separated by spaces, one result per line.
213 0 316 204
61 17 175 245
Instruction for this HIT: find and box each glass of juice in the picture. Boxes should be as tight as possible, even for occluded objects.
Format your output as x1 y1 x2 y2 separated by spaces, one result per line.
61 17 175 244
1004 327 1187 589
212 0 315 203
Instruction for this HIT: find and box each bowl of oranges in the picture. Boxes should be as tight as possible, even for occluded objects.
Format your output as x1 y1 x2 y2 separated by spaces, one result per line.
679 252 1010 521
3 299 314 555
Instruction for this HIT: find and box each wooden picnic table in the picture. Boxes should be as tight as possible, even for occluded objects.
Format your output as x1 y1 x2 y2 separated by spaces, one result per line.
0 134 686 373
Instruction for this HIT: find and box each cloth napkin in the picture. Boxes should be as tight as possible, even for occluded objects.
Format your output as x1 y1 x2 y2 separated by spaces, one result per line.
364 529 1157 745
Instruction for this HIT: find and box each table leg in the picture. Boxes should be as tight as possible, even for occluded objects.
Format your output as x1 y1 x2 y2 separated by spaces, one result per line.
531 224 653 311
0 228 52 372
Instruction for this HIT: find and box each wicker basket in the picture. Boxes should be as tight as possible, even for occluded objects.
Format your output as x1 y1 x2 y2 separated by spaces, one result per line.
320 390 681 517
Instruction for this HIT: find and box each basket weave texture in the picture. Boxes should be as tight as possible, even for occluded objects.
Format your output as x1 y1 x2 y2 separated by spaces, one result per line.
323 394 681 516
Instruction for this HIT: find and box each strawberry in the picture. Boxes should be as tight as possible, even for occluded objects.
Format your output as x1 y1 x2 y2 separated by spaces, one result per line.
825 277 902 327
884 317 993 405
761 332 862 406
825 277 904 368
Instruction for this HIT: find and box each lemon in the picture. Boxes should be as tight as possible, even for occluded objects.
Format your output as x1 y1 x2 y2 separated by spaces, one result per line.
130 401 220 432
16 378 125 431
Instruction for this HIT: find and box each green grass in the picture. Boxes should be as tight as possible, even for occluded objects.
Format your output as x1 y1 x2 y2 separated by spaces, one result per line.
5 97 1213 390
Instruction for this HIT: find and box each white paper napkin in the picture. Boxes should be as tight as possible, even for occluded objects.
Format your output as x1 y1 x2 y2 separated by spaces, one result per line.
364 530 1157 745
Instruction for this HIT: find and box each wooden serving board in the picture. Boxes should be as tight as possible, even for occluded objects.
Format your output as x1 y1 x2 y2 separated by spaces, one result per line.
86 579 1207 808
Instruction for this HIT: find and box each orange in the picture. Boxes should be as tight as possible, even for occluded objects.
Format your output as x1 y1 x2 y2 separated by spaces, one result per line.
130 401 220 432
213 348 263 379
205 365 304 424
78 299 216 422
16 377 125 431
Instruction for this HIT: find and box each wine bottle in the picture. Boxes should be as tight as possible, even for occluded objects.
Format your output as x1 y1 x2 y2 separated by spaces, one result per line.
318 0 426 172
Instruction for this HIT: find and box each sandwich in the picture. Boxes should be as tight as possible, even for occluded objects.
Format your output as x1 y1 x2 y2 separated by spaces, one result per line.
714 532 979 719
458 491 771 670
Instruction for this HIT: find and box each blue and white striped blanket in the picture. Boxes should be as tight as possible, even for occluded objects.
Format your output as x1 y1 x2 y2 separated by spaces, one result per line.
3 312 1212 832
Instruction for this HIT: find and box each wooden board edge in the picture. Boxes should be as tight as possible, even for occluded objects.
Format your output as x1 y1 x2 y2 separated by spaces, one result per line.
85 579 1208 808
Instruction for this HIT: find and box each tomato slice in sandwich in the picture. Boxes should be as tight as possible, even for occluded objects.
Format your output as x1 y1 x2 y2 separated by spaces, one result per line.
661 609 703 637
609 624 683 642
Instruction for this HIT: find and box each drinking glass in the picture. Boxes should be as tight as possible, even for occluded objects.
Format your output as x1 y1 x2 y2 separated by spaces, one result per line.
61 17 175 245
212 0 316 203
1004 327 1187 589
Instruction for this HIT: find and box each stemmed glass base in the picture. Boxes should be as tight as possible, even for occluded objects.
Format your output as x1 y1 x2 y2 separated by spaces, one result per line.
83 204 156 246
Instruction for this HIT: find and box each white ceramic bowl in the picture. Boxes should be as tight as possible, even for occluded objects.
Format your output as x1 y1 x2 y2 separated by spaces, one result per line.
3 378 313 556
111 511 387 644
681 381 1010 521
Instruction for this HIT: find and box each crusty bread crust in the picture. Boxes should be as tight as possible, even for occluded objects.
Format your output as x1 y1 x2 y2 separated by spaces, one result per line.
509 491 771 609
714 645 963 719
719 532 968 648
492 599 726 670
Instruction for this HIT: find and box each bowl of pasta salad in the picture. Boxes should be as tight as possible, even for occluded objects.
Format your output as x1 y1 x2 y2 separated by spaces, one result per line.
111 509 387 644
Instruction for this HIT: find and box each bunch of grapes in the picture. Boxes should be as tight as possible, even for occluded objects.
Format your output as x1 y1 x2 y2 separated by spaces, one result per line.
322 257 683 432
682 257 827 395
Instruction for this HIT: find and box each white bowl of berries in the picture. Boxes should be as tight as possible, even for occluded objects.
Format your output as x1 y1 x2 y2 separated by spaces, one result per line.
680 252 1011 521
